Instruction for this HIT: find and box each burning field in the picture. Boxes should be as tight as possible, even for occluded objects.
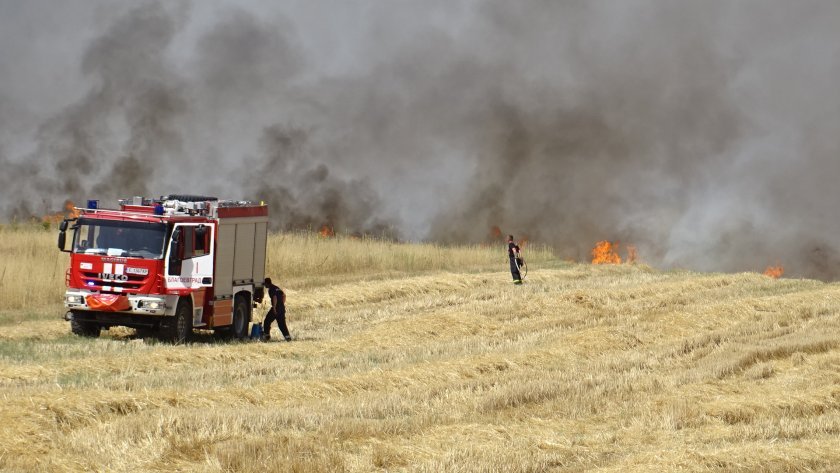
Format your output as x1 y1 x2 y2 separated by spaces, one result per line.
2 2 840 469
6 1 840 281
1 226 839 472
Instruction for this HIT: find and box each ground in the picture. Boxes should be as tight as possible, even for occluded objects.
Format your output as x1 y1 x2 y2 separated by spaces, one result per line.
0 229 839 472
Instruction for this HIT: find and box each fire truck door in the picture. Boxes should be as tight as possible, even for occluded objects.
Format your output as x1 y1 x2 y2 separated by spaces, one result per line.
165 223 215 290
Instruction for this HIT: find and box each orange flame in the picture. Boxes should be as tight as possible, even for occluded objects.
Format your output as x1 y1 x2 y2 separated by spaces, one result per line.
318 225 335 238
489 226 503 240
591 241 622 264
42 200 80 225
763 265 784 279
626 245 638 264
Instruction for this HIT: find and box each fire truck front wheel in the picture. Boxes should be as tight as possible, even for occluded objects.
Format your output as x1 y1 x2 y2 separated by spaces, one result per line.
70 317 101 338
162 299 192 344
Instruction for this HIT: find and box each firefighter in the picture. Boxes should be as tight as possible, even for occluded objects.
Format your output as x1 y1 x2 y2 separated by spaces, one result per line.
507 235 523 285
262 277 292 341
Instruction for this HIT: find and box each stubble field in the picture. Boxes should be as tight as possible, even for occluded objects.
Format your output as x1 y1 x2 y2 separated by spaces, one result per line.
0 226 839 472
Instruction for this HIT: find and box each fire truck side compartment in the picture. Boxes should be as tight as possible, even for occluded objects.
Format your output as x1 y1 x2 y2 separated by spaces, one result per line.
234 223 256 281
216 224 236 296
214 217 268 299
253 222 267 284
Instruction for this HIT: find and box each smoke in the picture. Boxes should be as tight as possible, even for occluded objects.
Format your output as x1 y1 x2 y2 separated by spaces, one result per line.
2 1 840 278
0 2 187 207
247 124 393 235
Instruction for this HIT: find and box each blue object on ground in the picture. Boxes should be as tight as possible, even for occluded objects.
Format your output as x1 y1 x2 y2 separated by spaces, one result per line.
250 323 263 340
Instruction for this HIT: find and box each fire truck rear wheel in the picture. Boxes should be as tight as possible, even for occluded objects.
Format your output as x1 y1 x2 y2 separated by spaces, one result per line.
230 295 249 340
70 317 101 338
163 299 192 344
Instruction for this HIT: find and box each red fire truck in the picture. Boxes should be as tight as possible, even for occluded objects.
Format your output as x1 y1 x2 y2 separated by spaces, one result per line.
57 195 268 343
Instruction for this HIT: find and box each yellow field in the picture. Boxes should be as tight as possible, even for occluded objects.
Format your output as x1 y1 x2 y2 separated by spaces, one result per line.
1 227 839 472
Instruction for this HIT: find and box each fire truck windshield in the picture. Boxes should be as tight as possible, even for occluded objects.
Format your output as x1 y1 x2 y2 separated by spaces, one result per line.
73 219 166 259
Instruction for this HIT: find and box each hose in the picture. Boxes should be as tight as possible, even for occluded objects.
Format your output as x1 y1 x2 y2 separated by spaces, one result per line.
515 257 528 279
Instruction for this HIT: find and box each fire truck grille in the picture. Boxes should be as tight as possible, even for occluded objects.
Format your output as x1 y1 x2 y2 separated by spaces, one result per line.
81 272 148 294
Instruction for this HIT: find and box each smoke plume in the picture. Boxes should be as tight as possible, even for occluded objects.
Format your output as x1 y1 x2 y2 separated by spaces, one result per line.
2 1 840 279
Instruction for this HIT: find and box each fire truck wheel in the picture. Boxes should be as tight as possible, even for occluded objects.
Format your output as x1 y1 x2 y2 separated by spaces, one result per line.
230 295 249 340
70 318 101 338
163 299 192 344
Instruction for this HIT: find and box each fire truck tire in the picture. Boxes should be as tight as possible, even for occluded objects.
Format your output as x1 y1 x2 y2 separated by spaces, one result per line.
229 295 249 340
70 318 101 338
162 299 192 344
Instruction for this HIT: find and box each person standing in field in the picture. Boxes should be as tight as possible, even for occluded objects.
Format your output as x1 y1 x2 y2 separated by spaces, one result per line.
262 277 292 341
508 235 523 285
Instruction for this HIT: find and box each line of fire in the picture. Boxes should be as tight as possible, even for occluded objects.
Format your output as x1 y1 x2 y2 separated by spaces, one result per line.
48 196 787 343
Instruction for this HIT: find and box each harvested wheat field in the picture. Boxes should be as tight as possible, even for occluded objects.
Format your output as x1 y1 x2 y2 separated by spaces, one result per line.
1 227 839 472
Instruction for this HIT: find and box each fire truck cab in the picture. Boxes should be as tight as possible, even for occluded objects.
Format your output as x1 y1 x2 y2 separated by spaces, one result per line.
58 195 268 343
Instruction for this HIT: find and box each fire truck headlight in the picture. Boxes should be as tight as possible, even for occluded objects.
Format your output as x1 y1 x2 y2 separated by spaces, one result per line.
147 301 161 310
66 295 82 304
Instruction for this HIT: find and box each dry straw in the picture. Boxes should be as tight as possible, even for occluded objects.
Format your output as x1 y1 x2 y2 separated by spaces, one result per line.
1 225 839 472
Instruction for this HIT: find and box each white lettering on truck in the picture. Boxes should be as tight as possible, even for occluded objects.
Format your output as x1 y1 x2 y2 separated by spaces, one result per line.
99 273 129 281
167 276 204 284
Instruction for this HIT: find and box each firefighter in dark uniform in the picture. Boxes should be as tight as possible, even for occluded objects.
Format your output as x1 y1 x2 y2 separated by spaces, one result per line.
508 235 523 284
262 277 291 341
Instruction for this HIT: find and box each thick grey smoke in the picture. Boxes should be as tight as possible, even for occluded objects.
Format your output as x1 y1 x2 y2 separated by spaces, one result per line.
1 2 186 205
247 124 394 235
2 1 840 278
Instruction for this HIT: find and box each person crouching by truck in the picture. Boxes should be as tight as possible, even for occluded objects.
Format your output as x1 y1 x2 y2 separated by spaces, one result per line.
508 235 523 285
263 278 292 341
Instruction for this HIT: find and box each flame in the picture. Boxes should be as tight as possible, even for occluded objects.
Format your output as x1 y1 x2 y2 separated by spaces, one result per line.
318 225 335 238
763 265 784 279
67 201 81 219
42 200 80 225
591 241 622 264
489 226 503 240
626 245 638 264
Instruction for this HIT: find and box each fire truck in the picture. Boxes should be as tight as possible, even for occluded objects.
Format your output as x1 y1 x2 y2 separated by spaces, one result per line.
57 195 268 343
